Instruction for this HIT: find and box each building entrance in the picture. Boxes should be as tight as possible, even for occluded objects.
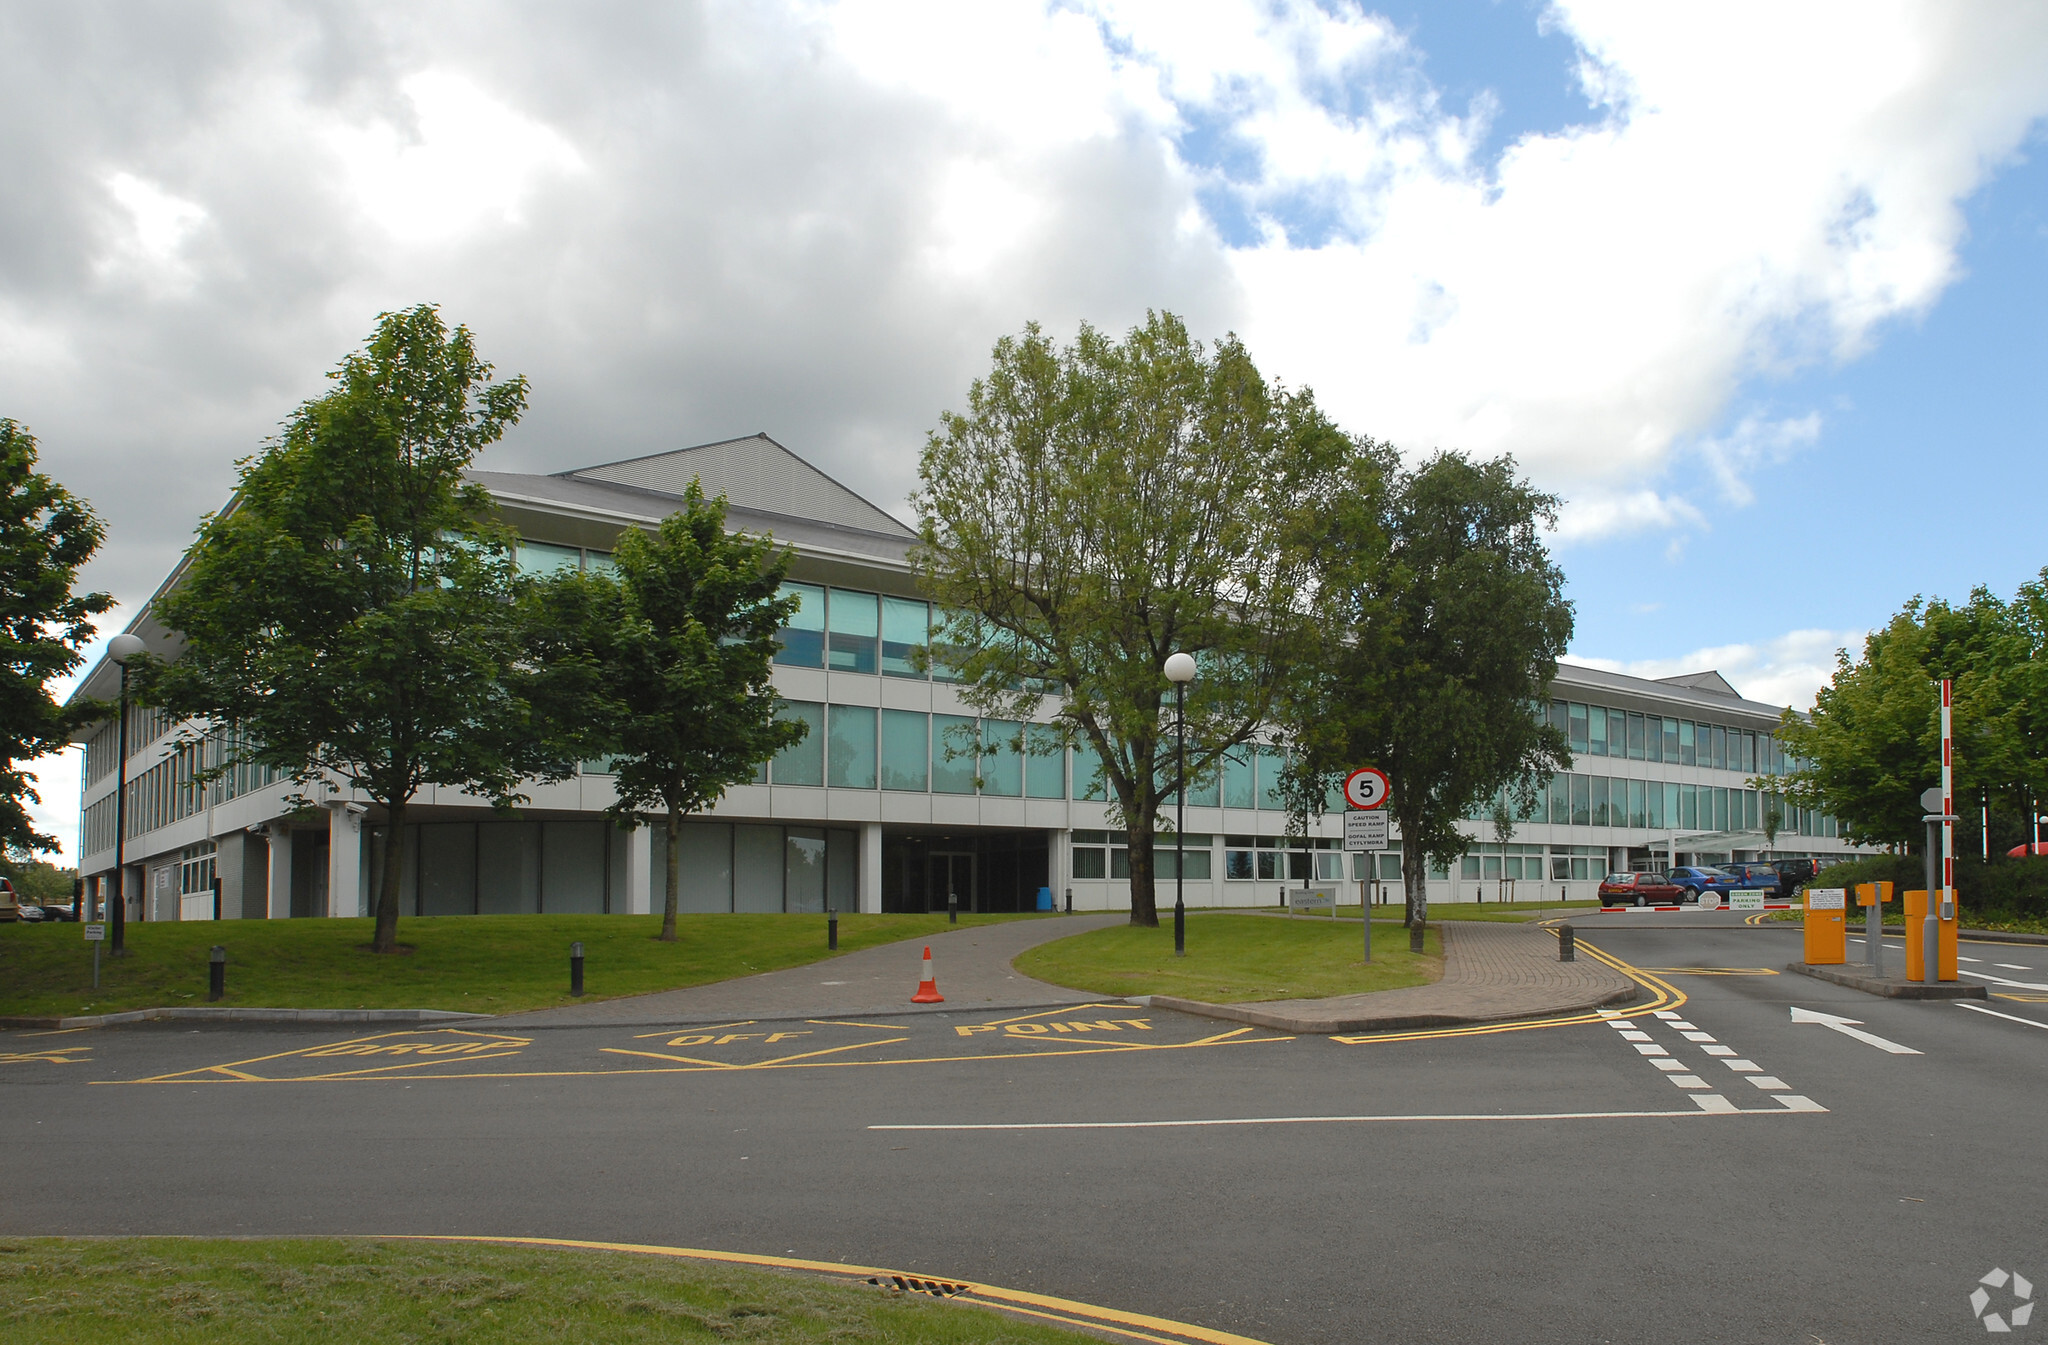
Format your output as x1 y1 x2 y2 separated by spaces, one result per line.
928 852 975 914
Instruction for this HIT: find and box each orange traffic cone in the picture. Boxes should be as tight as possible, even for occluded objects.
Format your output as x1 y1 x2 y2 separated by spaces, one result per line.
910 945 945 1003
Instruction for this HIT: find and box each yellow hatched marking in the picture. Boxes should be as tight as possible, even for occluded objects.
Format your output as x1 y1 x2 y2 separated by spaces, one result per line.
600 1048 736 1068
739 1038 913 1068
1 1046 92 1065
116 1028 533 1085
1334 935 1684 1044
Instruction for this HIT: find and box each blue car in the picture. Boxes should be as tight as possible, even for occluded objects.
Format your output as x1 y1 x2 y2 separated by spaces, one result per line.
1668 865 1740 901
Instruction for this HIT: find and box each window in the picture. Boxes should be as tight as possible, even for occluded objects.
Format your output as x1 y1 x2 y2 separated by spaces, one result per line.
826 705 877 789
1184 752 1221 808
980 719 1022 796
880 596 929 678
1644 716 1661 763
880 710 928 791
1158 836 1213 880
1587 705 1607 756
1681 783 1697 829
1550 774 1569 825
775 583 825 668
1591 776 1611 827
1741 731 1756 774
1222 748 1254 808
1568 702 1589 754
931 714 978 794
770 701 824 786
1256 745 1287 810
1025 724 1065 798
1679 719 1696 766
584 550 616 575
827 589 879 674
1225 835 1255 879
1570 774 1591 826
1607 709 1626 757
1710 724 1727 771
1073 741 1107 801
515 541 582 576
1071 830 1108 879
1662 717 1679 762
1626 713 1646 760
1627 778 1646 828
928 608 970 683
1646 780 1664 829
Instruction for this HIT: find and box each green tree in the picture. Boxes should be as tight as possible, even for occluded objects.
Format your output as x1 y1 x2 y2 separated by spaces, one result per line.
1779 580 2034 850
1280 451 1572 927
142 306 560 954
533 484 805 942
913 313 1349 926
0 420 112 857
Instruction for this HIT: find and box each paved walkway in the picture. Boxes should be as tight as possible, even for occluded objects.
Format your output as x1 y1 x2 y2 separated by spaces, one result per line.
1148 919 1636 1033
502 913 1125 1028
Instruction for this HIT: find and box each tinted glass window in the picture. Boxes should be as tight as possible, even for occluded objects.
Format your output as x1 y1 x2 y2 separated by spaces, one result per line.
880 709 927 791
770 701 824 786
880 596 929 679
775 583 825 668
826 589 878 674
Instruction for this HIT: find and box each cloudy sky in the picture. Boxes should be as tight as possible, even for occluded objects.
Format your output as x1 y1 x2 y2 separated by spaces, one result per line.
8 0 2048 858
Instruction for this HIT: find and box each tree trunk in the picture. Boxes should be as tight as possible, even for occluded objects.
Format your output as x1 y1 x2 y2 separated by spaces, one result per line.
372 795 406 954
1126 824 1158 927
660 804 682 942
1400 824 1426 930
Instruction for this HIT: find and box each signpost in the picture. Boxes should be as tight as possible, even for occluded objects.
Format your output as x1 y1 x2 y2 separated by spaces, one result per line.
1730 890 1768 912
1342 768 1391 963
84 922 104 989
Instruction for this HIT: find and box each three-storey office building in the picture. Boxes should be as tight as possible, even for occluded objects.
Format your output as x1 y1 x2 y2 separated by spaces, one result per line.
71 434 1864 922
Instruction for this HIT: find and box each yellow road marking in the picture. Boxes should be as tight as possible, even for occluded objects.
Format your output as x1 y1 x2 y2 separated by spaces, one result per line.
632 1021 755 1039
1 1046 91 1064
807 1019 903 1030
1332 934 1685 1044
1639 967 1779 976
382 1234 1274 1345
600 1047 736 1067
114 1028 533 1085
16 1027 92 1038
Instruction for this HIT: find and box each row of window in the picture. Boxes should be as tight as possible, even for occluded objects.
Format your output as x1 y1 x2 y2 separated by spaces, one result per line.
81 734 291 853
1499 773 1838 838
1547 698 1793 775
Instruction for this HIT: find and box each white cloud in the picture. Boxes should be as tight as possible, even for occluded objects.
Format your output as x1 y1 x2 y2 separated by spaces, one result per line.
95 172 207 294
1571 627 1867 712
1550 487 1704 546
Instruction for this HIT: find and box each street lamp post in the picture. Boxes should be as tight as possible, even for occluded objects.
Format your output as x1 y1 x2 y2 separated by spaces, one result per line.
1164 652 1197 957
106 633 146 955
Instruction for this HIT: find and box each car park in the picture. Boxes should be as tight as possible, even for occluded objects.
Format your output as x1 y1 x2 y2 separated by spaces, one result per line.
1598 871 1687 907
1720 861 1789 898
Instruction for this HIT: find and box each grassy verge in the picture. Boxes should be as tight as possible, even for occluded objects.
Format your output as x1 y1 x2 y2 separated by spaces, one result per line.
0 1237 1107 1344
1764 906 2048 936
1255 900 1599 924
0 913 1034 1019
1015 912 1441 1002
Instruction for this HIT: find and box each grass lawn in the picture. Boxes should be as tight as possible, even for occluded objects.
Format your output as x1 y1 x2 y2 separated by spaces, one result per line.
1014 911 1441 1003
0 913 1034 1019
0 1237 1109 1344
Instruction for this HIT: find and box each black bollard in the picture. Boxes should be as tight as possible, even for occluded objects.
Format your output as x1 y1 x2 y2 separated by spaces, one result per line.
570 941 585 997
208 945 226 1002
1558 923 1576 962
948 888 958 924
1409 924 1424 954
828 908 839 951
1064 887 1073 914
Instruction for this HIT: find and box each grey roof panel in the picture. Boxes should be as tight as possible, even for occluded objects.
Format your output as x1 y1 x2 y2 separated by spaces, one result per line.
557 433 915 539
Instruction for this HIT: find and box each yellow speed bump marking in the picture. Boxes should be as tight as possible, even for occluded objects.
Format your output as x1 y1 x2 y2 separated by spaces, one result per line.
0 1045 91 1065
109 1029 533 1085
1333 933 1686 1045
381 1234 1275 1345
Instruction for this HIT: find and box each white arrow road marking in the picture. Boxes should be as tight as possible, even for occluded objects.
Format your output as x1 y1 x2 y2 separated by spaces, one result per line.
1955 1002 2048 1032
1789 1006 1922 1055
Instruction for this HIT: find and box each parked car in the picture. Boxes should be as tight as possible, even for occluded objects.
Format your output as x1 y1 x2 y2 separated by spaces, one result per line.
1598 871 1686 907
1766 858 1824 898
1717 861 1785 896
1668 865 1741 900
0 877 18 921
19 896 77 922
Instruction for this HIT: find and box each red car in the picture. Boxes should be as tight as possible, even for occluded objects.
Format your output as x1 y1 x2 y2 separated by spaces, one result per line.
1598 871 1686 908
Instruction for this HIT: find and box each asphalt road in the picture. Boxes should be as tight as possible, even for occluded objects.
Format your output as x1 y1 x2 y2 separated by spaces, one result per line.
7 921 2048 1343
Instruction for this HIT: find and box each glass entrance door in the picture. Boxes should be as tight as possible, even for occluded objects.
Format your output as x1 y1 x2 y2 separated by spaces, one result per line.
927 852 975 914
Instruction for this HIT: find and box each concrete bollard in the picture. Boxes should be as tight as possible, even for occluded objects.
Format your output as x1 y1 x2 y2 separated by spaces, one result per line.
1409 924 1424 954
1558 924 1576 962
208 945 226 1001
570 941 585 997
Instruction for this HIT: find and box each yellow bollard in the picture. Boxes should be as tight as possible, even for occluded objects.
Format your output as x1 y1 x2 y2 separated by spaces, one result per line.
1902 889 1959 981
1802 887 1847 965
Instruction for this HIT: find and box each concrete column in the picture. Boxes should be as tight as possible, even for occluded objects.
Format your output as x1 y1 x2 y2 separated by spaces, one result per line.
328 804 365 917
265 823 293 918
213 831 248 920
859 822 883 914
626 825 653 915
1049 828 1069 912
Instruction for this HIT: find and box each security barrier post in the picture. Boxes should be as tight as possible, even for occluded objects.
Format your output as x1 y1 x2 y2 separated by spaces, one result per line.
1802 888 1847 965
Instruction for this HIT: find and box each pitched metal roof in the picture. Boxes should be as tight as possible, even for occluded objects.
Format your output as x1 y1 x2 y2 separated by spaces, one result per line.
557 433 914 539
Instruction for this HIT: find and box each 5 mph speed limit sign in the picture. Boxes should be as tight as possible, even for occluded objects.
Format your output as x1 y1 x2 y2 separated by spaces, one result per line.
1342 767 1390 810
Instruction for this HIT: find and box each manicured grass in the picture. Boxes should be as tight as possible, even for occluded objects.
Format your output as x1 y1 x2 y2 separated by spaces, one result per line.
0 913 1035 1019
1254 900 1599 923
1014 912 1441 1003
0 1237 1108 1344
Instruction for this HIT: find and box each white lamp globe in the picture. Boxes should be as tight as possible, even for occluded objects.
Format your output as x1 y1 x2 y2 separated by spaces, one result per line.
1163 652 1198 684
107 633 147 664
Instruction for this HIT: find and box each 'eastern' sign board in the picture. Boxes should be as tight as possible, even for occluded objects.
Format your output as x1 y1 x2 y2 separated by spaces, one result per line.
1343 810 1390 852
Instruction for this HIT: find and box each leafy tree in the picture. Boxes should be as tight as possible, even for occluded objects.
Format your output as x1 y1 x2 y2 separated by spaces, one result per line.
142 306 562 954
913 313 1349 926
1280 451 1572 927
532 483 805 942
0 420 113 857
1 854 78 906
1779 578 2039 850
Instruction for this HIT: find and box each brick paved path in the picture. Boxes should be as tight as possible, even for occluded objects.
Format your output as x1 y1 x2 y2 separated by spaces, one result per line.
1148 918 1636 1034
